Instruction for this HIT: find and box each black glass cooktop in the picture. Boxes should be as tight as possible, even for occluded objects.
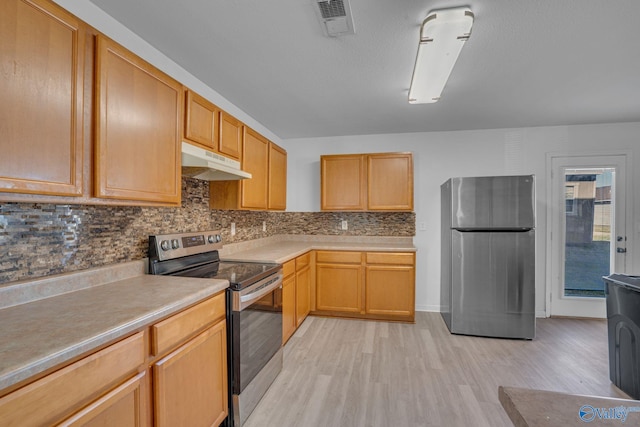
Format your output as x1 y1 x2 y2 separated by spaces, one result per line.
169 260 280 290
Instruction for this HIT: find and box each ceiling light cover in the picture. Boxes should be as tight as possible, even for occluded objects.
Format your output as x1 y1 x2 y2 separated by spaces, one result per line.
409 7 474 104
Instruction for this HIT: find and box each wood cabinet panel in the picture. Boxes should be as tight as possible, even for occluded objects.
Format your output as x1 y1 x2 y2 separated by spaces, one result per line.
282 259 295 278
268 142 287 210
365 265 415 318
365 252 414 265
320 152 413 211
282 274 296 345
218 111 242 160
0 0 85 196
295 265 311 325
320 155 366 210
57 371 148 427
315 263 362 313
367 153 413 211
152 292 225 356
184 89 218 151
240 127 269 209
316 251 362 264
153 320 228 427
94 35 182 205
0 332 145 427
295 252 311 270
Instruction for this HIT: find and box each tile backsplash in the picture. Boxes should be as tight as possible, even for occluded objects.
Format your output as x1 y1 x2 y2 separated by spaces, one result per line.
0 178 414 285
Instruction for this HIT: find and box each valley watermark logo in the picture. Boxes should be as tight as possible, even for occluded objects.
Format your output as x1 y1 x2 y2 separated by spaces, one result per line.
579 404 640 423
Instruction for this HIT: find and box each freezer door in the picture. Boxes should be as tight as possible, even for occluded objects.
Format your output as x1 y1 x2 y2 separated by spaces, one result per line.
451 230 535 339
450 175 535 230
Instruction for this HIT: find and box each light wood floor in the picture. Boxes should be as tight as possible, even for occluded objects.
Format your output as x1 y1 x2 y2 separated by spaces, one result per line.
244 312 628 427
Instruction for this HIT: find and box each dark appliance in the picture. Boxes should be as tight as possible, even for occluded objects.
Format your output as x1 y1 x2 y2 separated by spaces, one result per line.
149 230 283 427
604 274 640 399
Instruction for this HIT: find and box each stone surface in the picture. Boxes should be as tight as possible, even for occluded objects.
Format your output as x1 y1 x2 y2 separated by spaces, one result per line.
498 386 640 426
220 235 416 264
0 272 228 392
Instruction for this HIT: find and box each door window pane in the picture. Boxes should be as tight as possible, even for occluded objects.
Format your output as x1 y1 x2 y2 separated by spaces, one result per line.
563 168 614 297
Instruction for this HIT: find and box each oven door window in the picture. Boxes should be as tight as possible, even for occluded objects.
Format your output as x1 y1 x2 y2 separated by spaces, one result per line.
232 290 283 393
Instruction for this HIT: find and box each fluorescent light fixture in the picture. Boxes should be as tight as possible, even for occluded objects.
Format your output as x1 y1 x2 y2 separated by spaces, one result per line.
408 7 474 104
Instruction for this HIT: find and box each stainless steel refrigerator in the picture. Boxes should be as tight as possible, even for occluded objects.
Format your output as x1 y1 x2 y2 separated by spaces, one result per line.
441 175 536 339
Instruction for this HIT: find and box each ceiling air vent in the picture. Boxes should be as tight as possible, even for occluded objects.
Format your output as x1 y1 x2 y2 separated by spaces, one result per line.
313 0 355 37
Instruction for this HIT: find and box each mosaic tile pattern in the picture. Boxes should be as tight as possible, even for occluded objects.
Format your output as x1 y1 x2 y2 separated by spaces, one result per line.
0 179 415 285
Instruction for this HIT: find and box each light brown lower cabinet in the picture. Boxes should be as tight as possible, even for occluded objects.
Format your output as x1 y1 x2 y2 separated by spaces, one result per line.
57 371 148 427
0 332 146 427
153 320 227 427
295 253 311 326
0 292 228 427
313 251 415 322
281 252 311 345
281 271 297 345
315 252 362 313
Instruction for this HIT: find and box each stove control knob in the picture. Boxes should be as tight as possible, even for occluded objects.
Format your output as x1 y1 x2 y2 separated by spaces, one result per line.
215 234 222 243
207 235 216 244
160 240 170 251
171 239 180 249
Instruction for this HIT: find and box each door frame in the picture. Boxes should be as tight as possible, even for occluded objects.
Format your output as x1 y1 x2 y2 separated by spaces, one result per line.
545 150 632 318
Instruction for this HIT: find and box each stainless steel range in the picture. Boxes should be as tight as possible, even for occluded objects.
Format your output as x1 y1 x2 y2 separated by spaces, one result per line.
148 230 283 427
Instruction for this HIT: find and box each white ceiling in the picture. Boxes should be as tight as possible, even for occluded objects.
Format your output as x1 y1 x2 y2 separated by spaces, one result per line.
87 0 640 140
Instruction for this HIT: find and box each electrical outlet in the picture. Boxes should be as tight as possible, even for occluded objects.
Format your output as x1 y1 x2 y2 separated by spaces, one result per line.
231 222 236 236
262 221 266 232
341 220 348 230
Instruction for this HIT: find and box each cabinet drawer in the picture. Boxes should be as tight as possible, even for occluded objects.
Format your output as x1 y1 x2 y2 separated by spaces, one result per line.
316 251 362 264
366 252 415 265
282 259 295 278
152 292 225 356
0 332 145 427
295 252 311 270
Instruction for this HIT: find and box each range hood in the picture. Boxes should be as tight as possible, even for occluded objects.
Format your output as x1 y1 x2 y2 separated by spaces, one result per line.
181 142 251 181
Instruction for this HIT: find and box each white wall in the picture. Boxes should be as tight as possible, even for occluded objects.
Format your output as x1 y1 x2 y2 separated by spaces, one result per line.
281 123 640 314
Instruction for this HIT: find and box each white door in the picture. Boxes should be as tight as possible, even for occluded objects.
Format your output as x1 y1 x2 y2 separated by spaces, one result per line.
548 154 628 318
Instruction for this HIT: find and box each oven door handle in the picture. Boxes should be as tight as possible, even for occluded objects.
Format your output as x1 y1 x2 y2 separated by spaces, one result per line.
238 274 283 310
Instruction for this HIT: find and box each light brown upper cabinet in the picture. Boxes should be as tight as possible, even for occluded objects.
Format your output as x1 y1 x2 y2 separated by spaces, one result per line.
320 152 413 211
184 89 219 152
0 0 85 197
367 153 414 210
218 111 242 161
320 155 366 211
268 142 287 210
95 35 183 205
240 127 270 209
210 128 287 211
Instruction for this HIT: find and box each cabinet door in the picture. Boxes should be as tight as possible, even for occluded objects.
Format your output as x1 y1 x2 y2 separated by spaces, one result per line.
0 0 85 196
365 265 415 319
320 155 366 211
316 263 362 313
282 274 296 345
184 90 218 151
240 128 269 210
295 265 311 326
218 111 242 160
95 35 182 205
268 143 287 210
367 153 413 211
0 332 145 427
57 372 148 427
154 320 228 427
